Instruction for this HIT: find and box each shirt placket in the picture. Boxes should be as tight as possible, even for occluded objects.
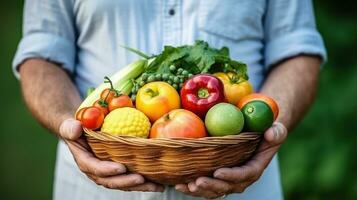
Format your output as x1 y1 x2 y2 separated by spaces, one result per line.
162 0 182 46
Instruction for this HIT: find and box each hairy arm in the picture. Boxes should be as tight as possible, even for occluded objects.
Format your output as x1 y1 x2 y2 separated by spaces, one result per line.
19 58 164 192
176 55 321 199
19 59 81 136
261 55 321 130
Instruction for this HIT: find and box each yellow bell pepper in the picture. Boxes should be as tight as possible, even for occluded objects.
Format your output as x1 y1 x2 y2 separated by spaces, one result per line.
214 72 253 105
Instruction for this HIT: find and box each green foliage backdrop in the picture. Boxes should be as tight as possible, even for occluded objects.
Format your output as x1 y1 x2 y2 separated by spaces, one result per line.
0 0 356 199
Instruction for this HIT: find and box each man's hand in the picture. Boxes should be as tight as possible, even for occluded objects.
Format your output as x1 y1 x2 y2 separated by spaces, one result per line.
175 122 287 199
19 59 164 192
59 118 165 192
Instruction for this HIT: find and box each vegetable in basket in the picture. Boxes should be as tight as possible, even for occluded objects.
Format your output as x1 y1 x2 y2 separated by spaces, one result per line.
180 74 225 118
101 107 151 138
76 59 147 114
77 107 105 130
129 40 248 96
214 72 253 105
76 41 249 116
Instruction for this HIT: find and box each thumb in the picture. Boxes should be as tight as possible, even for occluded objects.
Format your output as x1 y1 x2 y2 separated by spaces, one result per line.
59 118 83 140
264 122 287 145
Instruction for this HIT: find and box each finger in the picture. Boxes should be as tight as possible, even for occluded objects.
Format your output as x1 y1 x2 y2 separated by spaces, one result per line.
264 122 287 145
175 183 219 199
122 182 165 192
75 137 91 150
214 124 287 183
188 181 224 199
59 118 82 140
213 123 288 184
91 174 145 189
195 177 232 195
175 184 200 197
249 122 288 167
67 140 126 177
214 160 262 183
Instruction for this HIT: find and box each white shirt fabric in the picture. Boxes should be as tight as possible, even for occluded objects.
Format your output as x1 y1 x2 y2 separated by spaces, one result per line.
13 0 326 199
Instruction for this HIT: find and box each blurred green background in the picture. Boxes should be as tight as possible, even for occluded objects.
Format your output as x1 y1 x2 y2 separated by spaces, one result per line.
0 0 356 199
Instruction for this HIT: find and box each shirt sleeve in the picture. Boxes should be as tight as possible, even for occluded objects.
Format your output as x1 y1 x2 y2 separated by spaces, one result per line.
263 0 327 69
12 0 76 79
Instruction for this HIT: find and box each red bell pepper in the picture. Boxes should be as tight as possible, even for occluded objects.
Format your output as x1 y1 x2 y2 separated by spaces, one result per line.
180 74 225 118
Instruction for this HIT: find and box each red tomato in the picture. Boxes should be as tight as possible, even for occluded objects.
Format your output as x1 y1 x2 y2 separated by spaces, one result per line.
93 100 109 115
75 107 87 121
100 89 117 103
150 109 207 138
80 107 105 130
108 95 133 111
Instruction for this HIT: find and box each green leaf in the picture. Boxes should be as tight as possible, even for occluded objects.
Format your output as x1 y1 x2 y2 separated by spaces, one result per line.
139 40 248 80
120 45 151 59
146 46 187 73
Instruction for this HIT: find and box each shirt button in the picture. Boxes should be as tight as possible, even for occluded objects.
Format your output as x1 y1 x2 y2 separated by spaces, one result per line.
169 9 175 16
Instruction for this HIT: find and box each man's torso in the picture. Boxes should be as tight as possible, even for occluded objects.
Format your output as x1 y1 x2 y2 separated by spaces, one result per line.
56 1 283 199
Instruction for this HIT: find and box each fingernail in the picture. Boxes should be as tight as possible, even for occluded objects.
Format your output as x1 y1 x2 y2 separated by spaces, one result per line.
134 175 145 184
213 171 223 178
60 119 70 138
196 179 207 187
273 126 279 140
60 119 81 140
274 123 285 141
188 182 197 192
113 164 126 174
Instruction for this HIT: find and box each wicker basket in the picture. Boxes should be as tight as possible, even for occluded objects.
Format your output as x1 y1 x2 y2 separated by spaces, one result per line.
84 128 262 185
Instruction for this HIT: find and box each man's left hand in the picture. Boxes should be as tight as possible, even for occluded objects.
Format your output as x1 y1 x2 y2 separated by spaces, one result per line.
175 122 287 199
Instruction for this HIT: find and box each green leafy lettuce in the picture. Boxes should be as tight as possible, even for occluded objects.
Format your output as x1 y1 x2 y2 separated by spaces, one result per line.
146 40 248 80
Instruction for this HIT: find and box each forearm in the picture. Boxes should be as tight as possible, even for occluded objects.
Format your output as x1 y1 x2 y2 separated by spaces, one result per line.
260 55 321 130
19 58 82 135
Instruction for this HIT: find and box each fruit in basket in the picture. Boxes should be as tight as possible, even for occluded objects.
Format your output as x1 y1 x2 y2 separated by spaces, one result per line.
205 103 244 136
136 82 180 122
150 109 206 138
100 88 119 103
76 41 250 119
180 74 225 118
79 107 105 130
108 95 133 111
101 107 150 138
92 100 109 115
76 107 86 121
214 72 253 105
238 93 279 120
241 101 274 132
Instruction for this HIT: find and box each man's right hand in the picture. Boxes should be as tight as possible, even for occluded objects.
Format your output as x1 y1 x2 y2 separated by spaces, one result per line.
59 118 165 192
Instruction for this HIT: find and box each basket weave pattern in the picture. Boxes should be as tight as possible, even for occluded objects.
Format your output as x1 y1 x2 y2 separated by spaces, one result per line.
84 128 262 185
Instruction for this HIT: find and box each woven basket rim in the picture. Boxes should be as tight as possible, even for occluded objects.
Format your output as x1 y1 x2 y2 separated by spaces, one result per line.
84 128 262 148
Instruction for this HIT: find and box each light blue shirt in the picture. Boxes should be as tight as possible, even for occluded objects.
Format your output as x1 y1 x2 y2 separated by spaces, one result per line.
13 0 326 200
